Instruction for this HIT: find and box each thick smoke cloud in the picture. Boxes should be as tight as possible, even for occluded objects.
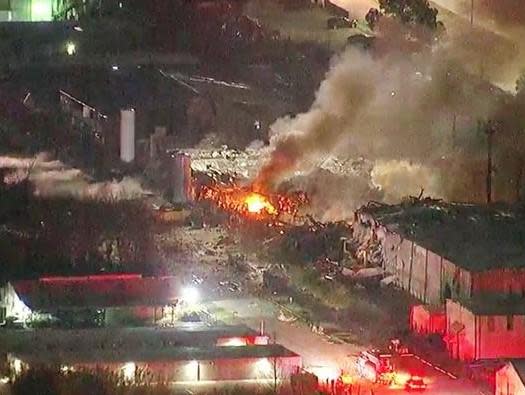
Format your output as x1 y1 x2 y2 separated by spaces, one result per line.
254 20 512 219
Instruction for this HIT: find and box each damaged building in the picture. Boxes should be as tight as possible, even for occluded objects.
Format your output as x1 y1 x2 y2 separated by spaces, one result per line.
354 201 525 361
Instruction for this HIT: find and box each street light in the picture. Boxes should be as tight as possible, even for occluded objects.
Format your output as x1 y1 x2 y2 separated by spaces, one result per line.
66 42 76 56
181 286 200 305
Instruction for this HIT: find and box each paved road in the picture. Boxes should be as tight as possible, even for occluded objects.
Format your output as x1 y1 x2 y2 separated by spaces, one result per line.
211 298 359 372
211 298 483 395
373 355 481 395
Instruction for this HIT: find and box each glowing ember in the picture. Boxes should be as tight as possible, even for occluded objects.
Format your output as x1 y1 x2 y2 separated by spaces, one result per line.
245 192 276 215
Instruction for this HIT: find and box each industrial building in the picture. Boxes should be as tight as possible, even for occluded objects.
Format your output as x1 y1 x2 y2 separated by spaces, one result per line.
445 298 525 361
355 202 525 305
495 360 525 395
0 0 104 21
4 322 299 385
354 201 525 361
0 274 182 327
8 344 301 384
0 0 57 22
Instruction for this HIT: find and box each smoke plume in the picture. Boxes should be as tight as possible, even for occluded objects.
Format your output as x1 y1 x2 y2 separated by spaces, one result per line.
254 19 515 218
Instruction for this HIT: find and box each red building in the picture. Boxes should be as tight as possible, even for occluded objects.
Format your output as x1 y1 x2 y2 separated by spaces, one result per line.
496 360 525 395
410 304 446 335
355 202 525 362
355 202 525 305
1 274 183 326
446 299 525 361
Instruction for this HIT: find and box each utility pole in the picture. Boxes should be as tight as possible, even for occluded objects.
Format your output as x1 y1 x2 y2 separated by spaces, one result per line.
485 121 496 204
451 113 457 148
470 0 474 27
273 331 278 394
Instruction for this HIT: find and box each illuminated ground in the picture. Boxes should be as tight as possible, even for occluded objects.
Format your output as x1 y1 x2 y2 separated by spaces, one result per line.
210 298 483 395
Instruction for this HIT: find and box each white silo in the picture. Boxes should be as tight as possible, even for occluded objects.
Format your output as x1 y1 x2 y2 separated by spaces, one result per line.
172 152 192 204
120 109 135 163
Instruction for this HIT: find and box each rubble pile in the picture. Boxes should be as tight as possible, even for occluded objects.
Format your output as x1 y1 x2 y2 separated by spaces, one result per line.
187 146 263 179
187 146 373 185
277 217 352 264
355 236 384 267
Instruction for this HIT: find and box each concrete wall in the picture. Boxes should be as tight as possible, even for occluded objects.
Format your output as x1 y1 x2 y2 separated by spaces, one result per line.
426 251 443 304
479 314 525 360
496 362 525 395
446 300 525 361
0 283 31 323
377 226 400 273
396 238 413 292
410 305 446 335
354 213 473 305
445 299 477 361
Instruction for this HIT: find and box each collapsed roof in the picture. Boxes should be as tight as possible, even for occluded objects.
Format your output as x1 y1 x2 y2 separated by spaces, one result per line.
358 200 525 272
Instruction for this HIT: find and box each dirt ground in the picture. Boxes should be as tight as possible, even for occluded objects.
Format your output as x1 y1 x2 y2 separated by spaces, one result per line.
155 216 414 347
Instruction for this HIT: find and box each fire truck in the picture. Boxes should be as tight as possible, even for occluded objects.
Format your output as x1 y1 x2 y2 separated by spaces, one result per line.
354 340 427 390
355 349 394 384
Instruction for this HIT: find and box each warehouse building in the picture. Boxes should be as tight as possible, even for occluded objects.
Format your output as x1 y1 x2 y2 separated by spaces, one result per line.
355 201 525 361
355 202 525 305
496 360 525 395
0 274 183 327
8 344 301 384
445 298 525 361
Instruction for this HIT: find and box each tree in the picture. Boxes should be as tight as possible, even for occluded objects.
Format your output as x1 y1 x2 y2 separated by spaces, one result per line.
516 69 525 96
378 0 440 30
365 8 381 30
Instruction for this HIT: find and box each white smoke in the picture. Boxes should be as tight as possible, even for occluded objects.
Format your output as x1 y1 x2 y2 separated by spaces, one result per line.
371 160 442 203
1 154 147 201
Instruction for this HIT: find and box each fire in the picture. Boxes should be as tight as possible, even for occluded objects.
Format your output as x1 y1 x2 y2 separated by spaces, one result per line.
196 182 308 222
244 192 276 215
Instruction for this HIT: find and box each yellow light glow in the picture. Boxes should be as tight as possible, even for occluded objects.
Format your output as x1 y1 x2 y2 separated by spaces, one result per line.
12 358 22 375
185 360 199 381
181 286 200 305
66 42 76 56
121 362 135 382
255 358 273 376
244 193 276 215
31 0 52 21
218 337 246 347
340 372 353 385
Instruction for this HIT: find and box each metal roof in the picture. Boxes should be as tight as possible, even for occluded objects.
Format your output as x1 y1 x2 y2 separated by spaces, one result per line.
358 201 525 272
13 344 299 365
13 274 182 309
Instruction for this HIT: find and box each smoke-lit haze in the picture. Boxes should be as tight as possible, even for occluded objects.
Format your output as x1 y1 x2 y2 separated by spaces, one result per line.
1 154 147 201
254 18 516 220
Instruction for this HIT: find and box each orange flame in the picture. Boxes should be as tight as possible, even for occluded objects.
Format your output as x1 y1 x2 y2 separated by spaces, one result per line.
196 183 308 222
244 192 276 215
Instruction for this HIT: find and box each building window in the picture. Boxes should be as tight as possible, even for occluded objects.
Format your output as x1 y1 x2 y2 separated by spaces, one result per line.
507 315 514 331
487 317 495 332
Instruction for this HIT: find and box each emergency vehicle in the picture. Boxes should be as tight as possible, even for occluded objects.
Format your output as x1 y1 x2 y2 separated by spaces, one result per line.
355 349 394 383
